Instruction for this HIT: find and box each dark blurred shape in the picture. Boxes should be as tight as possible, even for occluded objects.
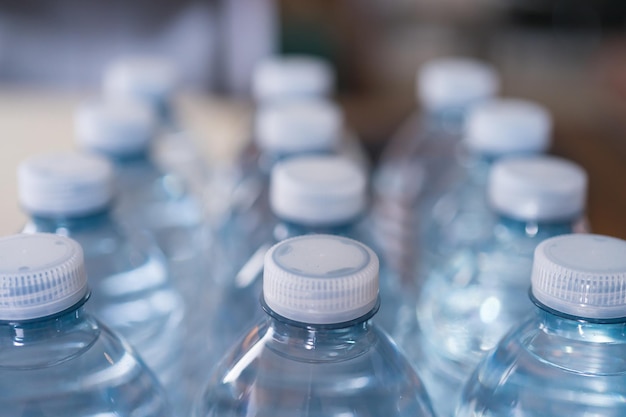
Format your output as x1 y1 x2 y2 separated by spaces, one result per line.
506 0 626 31
0 0 277 93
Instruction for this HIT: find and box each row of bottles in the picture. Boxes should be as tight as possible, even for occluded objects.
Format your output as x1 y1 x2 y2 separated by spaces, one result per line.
0 52 624 417
2 230 625 416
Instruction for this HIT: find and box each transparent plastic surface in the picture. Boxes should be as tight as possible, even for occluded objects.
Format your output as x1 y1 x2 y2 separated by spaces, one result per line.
373 110 467 286
23 211 186 411
455 307 626 417
403 217 577 417
110 153 208 305
196 217 411 392
0 305 172 417
194 309 435 417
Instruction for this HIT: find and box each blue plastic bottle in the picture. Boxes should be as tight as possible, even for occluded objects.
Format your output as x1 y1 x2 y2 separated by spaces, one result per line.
373 57 500 283
0 233 172 416
196 155 384 383
269 155 412 335
456 234 626 417
74 98 208 305
214 98 346 275
18 151 186 412
420 98 552 263
194 234 436 417
405 156 588 417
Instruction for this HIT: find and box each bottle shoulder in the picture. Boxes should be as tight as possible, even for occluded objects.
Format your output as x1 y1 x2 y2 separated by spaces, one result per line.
197 319 434 417
459 315 626 416
0 317 170 415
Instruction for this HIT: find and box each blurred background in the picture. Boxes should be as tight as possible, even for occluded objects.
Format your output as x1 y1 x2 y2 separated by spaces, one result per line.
0 0 625 236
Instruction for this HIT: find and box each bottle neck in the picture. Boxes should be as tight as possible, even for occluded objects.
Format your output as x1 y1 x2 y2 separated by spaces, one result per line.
108 150 152 166
494 214 577 239
262 300 377 362
272 216 363 242
0 303 98 368
27 208 114 233
424 107 467 135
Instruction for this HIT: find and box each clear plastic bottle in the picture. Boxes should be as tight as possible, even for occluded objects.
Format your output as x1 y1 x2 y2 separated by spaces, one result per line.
421 98 553 262
269 155 412 335
405 155 588 417
456 233 626 417
215 98 345 275
193 234 436 417
0 233 172 417
197 155 373 380
74 98 208 305
249 54 368 169
18 151 186 412
373 57 500 284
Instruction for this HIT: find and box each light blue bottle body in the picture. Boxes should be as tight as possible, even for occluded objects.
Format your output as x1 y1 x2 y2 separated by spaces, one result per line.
0 302 172 417
109 152 208 310
373 111 467 286
403 216 576 417
455 306 626 417
196 215 409 386
193 304 436 417
23 210 186 411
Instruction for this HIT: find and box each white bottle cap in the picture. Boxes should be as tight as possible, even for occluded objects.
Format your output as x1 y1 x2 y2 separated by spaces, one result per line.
263 235 379 324
532 234 626 319
417 57 499 112
75 99 157 156
464 98 552 156
252 55 335 103
18 151 114 217
0 234 88 321
270 155 366 225
489 156 587 222
103 56 178 108
256 98 342 155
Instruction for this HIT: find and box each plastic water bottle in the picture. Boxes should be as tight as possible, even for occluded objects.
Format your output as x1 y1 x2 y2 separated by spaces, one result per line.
197 155 377 378
405 155 588 417
215 98 345 273
74 98 208 304
193 234 436 417
0 233 172 416
456 233 626 417
421 98 552 262
103 55 208 196
250 54 368 168
269 155 412 335
18 151 186 412
373 57 500 284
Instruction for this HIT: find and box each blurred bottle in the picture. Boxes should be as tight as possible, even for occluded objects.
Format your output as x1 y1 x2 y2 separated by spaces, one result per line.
103 56 209 197
214 98 345 275
269 155 412 334
404 156 588 417
194 234 436 417
249 55 368 169
75 98 208 307
421 98 552 263
0 233 172 416
373 57 500 284
456 234 626 417
18 151 186 412
195 155 381 383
